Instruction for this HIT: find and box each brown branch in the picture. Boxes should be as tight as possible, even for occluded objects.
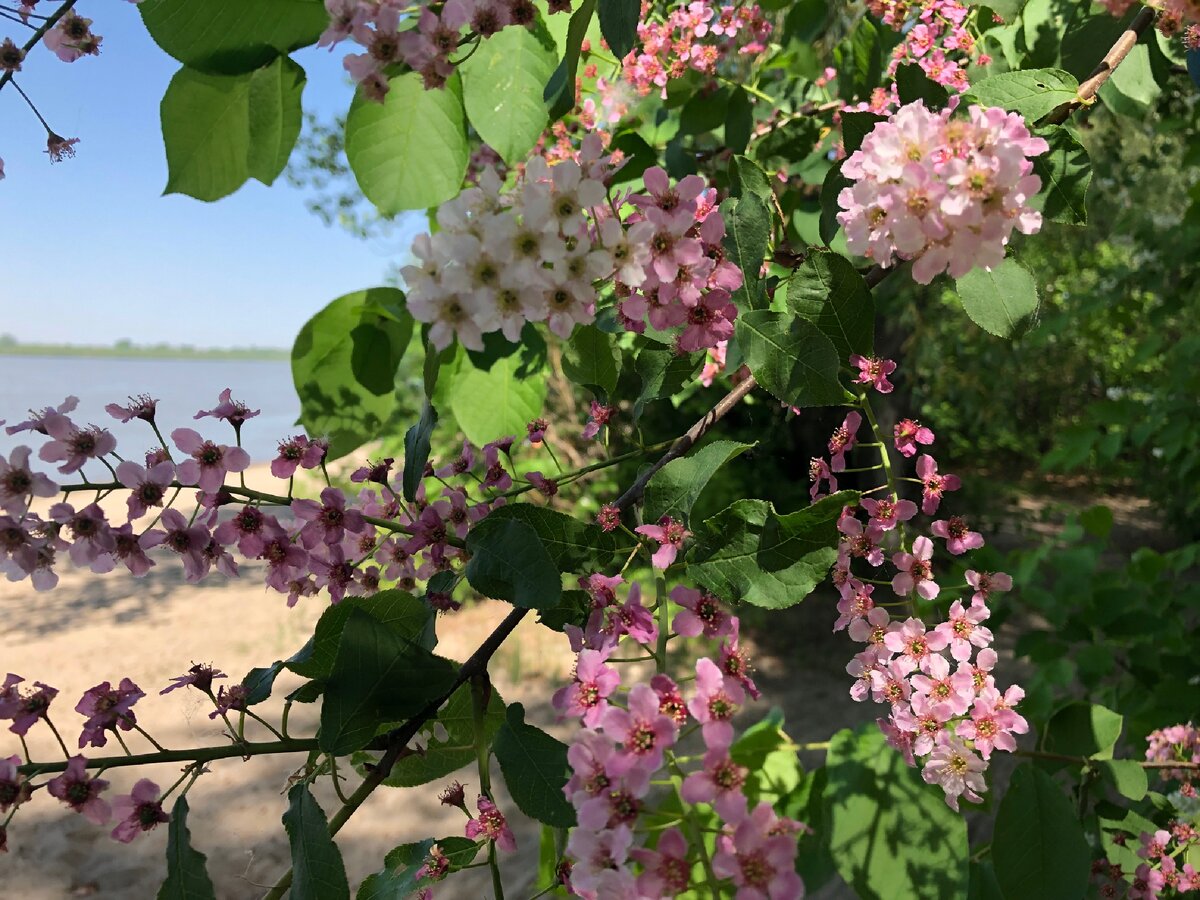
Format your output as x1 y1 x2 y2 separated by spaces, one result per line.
0 0 77 93
1044 6 1156 124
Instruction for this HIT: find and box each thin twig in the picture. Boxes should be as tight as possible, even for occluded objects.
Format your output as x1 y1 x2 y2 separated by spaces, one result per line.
0 0 77 93
1043 7 1156 124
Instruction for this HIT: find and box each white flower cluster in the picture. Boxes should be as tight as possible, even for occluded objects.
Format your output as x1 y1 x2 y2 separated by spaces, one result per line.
404 137 625 350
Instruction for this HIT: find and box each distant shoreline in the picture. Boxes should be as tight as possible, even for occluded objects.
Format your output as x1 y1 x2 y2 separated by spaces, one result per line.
0 343 290 361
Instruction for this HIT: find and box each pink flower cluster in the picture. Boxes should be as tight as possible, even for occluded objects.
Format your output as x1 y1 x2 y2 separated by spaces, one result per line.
319 0 557 98
868 0 983 96
621 0 771 97
0 390 533 606
813 382 1025 810
553 578 804 898
837 100 1048 284
1101 0 1200 34
1145 722 1200 797
404 141 741 354
1116 824 1200 899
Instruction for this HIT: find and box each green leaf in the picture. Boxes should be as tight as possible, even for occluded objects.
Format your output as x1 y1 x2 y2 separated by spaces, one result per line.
358 837 478 899
1042 701 1123 759
291 288 413 459
992 765 1090 900
140 0 328 74
735 310 844 407
320 609 458 755
837 18 882 100
288 591 435 681
954 258 1040 338
1097 759 1148 801
688 499 839 608
1079 504 1113 540
157 796 216 900
345 72 468 214
465 517 563 611
597 0 639 58
545 0 597 120
633 343 697 420
785 252 874 361
968 861 1005 900
679 87 730 135
483 504 625 573
825 725 968 900
1031 125 1090 225
461 21 558 165
840 111 886 155
448 337 547 446
537 589 592 633
725 87 754 155
243 661 285 706
819 162 851 246
729 155 773 207
402 401 438 503
494 703 576 828
643 440 754 525
722 194 771 310
758 491 853 573
561 324 620 396
753 116 820 163
895 62 950 108
282 784 350 900
161 57 305 201
367 682 506 788
962 68 1079 121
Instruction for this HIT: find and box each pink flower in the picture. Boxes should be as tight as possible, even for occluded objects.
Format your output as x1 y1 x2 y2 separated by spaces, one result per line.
0 754 30 813
50 502 115 570
892 535 939 599
934 600 994 661
194 388 260 429
582 401 615 440
465 796 516 852
43 12 101 62
860 494 917 532
883 615 949 672
909 654 972 716
110 778 169 843
552 649 620 727
434 441 474 479
671 585 733 638
809 456 838 500
47 756 111 825
601 683 678 771
564 825 636 898
105 394 158 424
894 418 935 458
850 354 897 393
681 747 749 820
116 460 174 520
75 678 144 749
838 510 885 567
922 734 987 811
676 289 738 353
635 515 691 570
292 487 367 549
38 413 116 474
110 524 155 577
687 657 745 749
140 509 209 581
719 619 761 700
966 569 1012 604
271 434 327 478
171 428 250 492
834 580 876 631
829 411 862 472
481 441 513 491
630 827 691 897
0 446 57 514
1 676 58 736
956 696 1020 759
711 802 805 899
916 454 961 515
525 471 559 497
160 663 225 695
931 515 984 555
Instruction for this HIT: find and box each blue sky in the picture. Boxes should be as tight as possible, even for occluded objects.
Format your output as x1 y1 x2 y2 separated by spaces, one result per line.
1 5 422 348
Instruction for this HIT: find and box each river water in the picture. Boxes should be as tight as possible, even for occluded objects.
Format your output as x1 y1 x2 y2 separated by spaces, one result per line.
0 355 300 468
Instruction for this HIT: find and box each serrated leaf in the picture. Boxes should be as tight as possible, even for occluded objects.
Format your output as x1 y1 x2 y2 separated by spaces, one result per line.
643 440 753 525
963 68 1079 121
357 837 478 899
465 517 562 610
725 87 754 155
494 703 576 827
561 324 620 395
461 21 558 165
735 310 844 407
785 253 874 360
992 765 1090 900
597 0 639 58
825 725 969 900
545 0 596 120
283 784 350 900
895 62 950 107
345 72 468 214
482 504 626 573
1031 125 1089 225
157 797 216 900
140 0 328 74
633 343 697 420
291 288 413 459
402 401 438 503
819 161 852 246
448 336 547 446
320 609 458 755
729 155 773 207
758 491 855 573
688 499 838 608
288 591 435 681
722 193 771 311
161 57 305 201
955 259 1040 338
